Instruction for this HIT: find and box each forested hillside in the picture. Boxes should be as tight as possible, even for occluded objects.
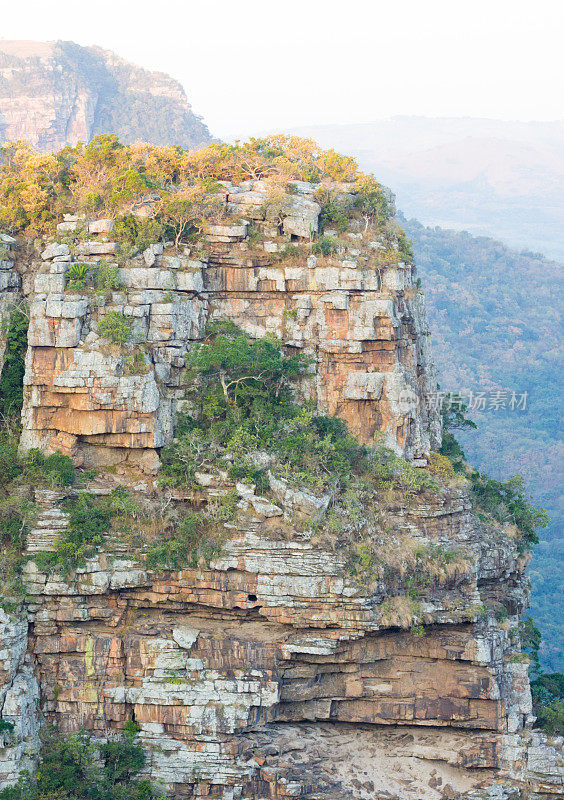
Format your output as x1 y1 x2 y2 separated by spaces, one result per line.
405 217 563 670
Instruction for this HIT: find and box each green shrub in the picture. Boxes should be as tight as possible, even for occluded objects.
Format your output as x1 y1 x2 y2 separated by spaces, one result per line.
0 308 28 419
20 449 75 488
0 486 35 608
319 202 349 233
274 409 367 489
43 452 76 487
397 231 414 264
470 471 548 549
312 234 339 256
65 262 90 291
37 493 111 573
183 321 307 443
439 431 466 473
0 509 25 550
369 448 437 493
428 451 455 479
98 311 132 345
124 349 150 375
145 512 222 570
0 725 163 800
0 436 21 487
95 263 122 293
114 214 163 254
80 191 102 213
531 673 564 735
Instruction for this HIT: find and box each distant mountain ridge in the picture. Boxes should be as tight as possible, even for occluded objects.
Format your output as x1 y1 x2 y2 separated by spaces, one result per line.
0 40 213 151
291 116 564 260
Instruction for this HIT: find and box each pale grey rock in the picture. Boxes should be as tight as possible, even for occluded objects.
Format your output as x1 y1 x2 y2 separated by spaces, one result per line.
28 315 82 348
345 371 385 400
77 241 117 256
34 273 65 293
41 243 70 260
282 197 320 239
56 220 79 233
88 218 114 235
236 482 283 518
268 473 331 515
208 223 248 239
172 627 200 650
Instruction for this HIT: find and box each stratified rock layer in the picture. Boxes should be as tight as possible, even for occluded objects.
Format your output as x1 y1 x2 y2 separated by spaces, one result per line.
12 480 562 799
18 179 441 467
0 180 562 799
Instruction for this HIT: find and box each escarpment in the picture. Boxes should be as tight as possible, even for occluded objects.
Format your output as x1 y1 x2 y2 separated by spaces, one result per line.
0 40 212 152
0 143 561 799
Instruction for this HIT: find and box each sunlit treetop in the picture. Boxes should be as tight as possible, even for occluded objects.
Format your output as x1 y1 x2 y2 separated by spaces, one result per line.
0 133 393 237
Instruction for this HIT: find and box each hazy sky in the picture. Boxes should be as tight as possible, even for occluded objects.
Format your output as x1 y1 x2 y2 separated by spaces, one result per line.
3 0 564 137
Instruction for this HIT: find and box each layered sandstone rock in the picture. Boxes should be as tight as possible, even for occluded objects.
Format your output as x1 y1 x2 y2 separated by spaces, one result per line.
17 179 441 469
2 477 560 799
0 40 212 152
0 182 562 799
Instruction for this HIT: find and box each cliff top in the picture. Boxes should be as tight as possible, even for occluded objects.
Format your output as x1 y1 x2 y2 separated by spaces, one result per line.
0 134 395 238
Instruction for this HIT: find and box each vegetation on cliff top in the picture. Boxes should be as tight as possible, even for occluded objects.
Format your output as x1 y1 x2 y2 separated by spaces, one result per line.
0 134 392 239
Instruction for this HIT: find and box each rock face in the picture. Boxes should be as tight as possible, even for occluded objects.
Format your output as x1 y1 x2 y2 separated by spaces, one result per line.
0 180 562 799
10 484 564 799
0 40 212 152
17 180 440 468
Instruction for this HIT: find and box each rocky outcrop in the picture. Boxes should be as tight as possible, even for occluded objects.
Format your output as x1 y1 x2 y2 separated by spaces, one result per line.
0 610 40 788
0 40 212 151
17 179 440 468
0 178 562 799
6 477 562 799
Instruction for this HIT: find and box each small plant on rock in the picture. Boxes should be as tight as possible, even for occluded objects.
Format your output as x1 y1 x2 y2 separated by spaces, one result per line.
312 234 339 256
124 349 150 375
65 262 90 291
20 449 76 487
145 512 223 570
95 262 122 294
98 311 132 345
428 451 456 480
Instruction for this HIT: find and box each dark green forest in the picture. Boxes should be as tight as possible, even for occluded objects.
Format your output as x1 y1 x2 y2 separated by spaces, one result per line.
404 217 563 671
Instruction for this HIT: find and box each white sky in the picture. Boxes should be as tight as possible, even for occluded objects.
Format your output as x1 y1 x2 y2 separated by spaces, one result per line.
3 0 564 138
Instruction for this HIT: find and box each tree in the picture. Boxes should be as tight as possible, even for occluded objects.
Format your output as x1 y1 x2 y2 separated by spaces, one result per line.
353 175 394 232
158 184 222 248
185 321 306 435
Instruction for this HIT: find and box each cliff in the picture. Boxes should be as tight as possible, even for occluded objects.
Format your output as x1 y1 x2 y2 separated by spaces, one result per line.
0 40 212 152
0 138 561 799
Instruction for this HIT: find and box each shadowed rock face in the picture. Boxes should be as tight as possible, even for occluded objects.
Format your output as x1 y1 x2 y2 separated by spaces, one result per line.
0 40 213 151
